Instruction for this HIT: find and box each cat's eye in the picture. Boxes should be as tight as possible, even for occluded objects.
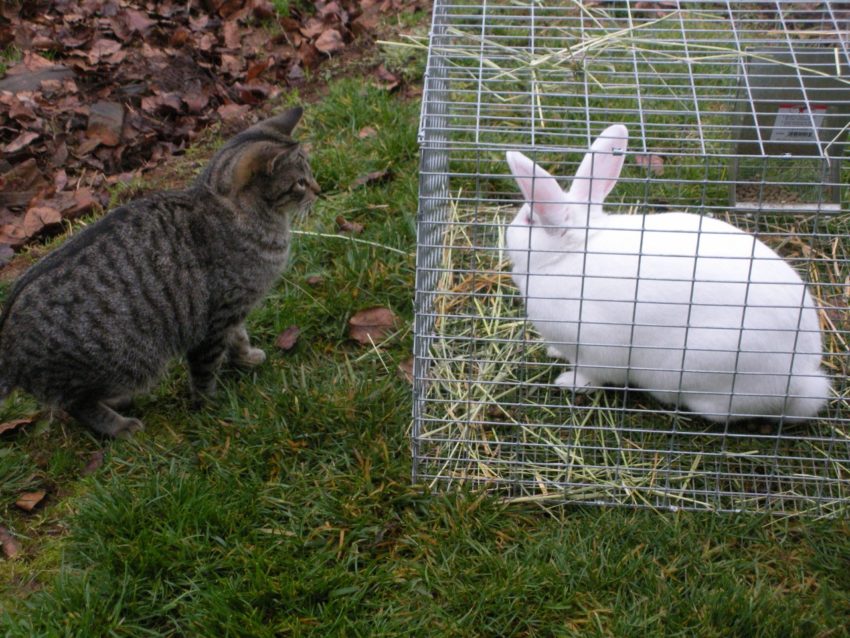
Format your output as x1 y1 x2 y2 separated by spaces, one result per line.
295 177 307 190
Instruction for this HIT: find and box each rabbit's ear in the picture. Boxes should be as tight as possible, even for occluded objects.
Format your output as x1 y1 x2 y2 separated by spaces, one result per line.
506 151 566 224
570 125 628 205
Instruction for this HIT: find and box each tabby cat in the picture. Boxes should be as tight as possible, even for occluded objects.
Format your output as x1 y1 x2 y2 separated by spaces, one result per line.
0 107 318 437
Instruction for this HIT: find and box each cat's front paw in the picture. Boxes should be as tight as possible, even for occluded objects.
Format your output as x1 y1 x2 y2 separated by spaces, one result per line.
231 347 267 368
554 369 596 393
190 380 218 409
546 345 566 360
113 417 145 440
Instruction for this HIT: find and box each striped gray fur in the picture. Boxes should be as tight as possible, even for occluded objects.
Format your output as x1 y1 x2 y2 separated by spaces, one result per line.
0 107 318 437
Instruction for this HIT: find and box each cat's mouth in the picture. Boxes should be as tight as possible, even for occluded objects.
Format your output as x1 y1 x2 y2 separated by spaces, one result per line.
295 197 316 222
306 176 321 196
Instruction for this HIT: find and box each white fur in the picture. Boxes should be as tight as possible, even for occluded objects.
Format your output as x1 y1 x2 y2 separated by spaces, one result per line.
504 125 830 422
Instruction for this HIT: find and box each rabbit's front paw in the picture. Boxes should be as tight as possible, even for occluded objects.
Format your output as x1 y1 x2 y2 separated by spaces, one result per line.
546 345 566 360
555 369 595 393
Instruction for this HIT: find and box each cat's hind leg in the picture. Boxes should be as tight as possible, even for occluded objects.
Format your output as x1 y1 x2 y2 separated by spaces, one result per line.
67 399 144 439
225 323 266 368
103 393 134 411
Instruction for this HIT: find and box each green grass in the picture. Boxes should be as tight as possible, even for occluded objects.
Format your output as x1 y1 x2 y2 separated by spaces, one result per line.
0 45 21 77
1 62 850 638
271 0 290 16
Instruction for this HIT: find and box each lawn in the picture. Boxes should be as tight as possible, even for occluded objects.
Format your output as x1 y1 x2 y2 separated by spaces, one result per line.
1 12 850 638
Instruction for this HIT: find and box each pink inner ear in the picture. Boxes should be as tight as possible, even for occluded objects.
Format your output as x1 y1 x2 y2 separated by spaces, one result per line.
506 151 566 226
570 125 628 205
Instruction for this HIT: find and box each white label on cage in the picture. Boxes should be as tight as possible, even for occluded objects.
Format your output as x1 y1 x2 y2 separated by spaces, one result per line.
770 104 827 143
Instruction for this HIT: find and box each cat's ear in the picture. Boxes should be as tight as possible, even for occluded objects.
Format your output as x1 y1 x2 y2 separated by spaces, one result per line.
231 143 293 192
254 107 303 137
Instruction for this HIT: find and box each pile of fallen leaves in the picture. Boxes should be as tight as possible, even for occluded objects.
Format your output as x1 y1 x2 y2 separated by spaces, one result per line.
0 0 427 261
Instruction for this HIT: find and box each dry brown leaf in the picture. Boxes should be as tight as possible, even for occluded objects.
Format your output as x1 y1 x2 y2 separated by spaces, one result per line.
86 101 124 147
23 205 63 238
287 62 306 83
88 38 122 64
223 21 243 49
218 0 250 20
398 357 414 383
246 59 270 82
0 526 21 560
0 225 25 248
634 154 665 175
234 82 277 105
12 51 60 73
53 169 68 191
67 188 95 219
0 159 48 207
336 215 364 234
373 64 400 91
220 53 244 77
189 14 210 31
15 490 46 512
305 274 324 286
315 29 345 55
0 417 34 435
252 0 276 20
298 42 321 69
218 103 252 122
300 18 327 39
3 131 40 154
275 325 301 351
404 85 423 99
124 8 156 35
357 126 378 139
169 26 191 47
141 92 183 115
182 89 210 114
635 1 680 13
80 450 104 477
352 9 381 34
319 1 345 19
349 307 399 345
2 94 39 123
352 169 392 188
279 16 301 32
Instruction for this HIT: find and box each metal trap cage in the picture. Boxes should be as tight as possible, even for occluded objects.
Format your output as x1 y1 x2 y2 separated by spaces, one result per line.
412 0 850 514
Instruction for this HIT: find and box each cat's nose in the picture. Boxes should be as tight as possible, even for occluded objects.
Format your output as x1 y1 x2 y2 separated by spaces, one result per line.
308 177 321 194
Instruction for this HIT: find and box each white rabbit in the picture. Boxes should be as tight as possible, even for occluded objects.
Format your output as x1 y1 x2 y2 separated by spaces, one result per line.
504 125 830 423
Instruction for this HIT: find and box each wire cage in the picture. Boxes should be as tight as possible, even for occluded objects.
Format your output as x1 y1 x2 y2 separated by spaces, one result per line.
412 0 850 514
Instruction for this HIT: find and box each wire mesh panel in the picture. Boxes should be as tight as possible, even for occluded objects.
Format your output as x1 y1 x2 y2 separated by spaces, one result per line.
413 0 850 514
